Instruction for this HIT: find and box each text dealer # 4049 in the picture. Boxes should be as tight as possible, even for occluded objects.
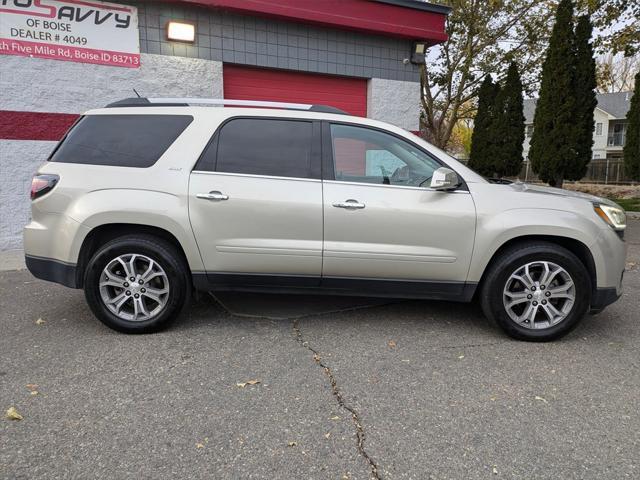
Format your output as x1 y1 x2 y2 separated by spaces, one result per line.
0 0 140 68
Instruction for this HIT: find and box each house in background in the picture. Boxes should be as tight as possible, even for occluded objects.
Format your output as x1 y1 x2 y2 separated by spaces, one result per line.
523 91 632 162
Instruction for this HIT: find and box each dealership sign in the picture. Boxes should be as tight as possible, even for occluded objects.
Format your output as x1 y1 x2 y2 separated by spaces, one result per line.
0 0 140 68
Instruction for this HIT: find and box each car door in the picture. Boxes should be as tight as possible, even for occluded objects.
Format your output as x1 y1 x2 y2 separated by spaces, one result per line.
321 122 476 295
189 116 323 287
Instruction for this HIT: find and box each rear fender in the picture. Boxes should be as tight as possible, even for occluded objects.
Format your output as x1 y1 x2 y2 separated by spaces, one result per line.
66 189 205 272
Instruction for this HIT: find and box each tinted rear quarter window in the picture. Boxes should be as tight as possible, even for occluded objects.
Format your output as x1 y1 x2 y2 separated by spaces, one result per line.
50 114 193 168
197 118 314 178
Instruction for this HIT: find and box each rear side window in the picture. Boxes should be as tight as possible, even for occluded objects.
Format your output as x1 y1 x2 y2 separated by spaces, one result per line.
200 118 314 178
49 114 193 168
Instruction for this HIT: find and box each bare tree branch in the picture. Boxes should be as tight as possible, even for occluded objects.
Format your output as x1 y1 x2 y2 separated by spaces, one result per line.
420 0 556 149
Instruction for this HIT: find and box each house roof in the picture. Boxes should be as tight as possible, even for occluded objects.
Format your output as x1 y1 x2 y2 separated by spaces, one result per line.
595 92 633 118
523 91 633 123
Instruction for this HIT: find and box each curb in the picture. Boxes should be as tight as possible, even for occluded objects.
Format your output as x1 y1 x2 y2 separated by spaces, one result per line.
0 249 26 272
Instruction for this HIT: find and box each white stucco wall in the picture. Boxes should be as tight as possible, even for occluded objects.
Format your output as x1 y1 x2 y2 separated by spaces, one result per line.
0 53 223 113
0 53 223 251
367 78 420 131
0 141 57 251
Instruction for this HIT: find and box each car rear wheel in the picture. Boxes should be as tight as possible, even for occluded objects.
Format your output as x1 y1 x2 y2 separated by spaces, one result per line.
84 234 190 333
480 242 591 341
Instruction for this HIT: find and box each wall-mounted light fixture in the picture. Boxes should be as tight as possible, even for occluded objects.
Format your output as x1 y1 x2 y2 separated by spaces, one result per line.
166 21 195 43
410 42 427 64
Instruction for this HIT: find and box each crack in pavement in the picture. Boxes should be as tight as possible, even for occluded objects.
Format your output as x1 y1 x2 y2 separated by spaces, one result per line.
437 341 504 349
292 318 382 480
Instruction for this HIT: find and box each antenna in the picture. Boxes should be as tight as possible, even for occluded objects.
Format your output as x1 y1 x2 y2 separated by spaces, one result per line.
133 88 141 98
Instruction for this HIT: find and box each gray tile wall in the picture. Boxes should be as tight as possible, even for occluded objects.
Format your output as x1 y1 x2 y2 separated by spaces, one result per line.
123 1 420 82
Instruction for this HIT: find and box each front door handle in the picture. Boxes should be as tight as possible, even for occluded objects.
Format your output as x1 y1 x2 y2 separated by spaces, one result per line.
197 191 229 201
333 199 365 209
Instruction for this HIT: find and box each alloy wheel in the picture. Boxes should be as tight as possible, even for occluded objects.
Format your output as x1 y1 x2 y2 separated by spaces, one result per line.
503 261 576 329
99 254 170 322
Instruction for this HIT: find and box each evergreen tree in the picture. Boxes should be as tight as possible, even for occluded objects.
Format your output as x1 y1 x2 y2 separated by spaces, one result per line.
494 62 525 177
469 76 500 176
529 0 578 188
573 15 598 180
624 70 640 181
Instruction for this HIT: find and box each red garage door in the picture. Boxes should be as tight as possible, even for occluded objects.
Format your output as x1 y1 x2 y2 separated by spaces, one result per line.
223 64 368 117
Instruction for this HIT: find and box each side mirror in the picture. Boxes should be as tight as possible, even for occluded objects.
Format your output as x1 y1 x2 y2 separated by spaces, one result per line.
430 167 460 191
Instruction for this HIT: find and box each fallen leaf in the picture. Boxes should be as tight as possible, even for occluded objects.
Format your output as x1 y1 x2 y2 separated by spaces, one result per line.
331 415 341 421
313 353 321 363
287 441 297 447
30 391 38 396
236 379 261 388
35 318 45 325
6 407 23 421
196 443 205 449
324 432 331 439
26 384 38 391
534 395 548 404
388 340 396 349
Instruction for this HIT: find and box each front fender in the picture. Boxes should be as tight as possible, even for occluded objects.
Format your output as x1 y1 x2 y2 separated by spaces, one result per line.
468 208 602 284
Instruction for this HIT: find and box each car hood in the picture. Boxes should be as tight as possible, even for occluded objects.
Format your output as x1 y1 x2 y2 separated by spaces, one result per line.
507 182 619 208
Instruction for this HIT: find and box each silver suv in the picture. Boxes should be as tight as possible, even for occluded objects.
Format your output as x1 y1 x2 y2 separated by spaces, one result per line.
24 98 628 341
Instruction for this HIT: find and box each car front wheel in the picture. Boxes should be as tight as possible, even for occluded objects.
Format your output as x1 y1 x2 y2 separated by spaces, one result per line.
84 234 190 333
480 242 591 341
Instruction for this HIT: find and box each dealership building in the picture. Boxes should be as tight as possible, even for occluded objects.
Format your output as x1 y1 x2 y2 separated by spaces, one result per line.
0 0 450 251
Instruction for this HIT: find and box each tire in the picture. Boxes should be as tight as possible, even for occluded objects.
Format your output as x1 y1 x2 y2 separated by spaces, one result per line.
479 242 591 342
84 234 190 333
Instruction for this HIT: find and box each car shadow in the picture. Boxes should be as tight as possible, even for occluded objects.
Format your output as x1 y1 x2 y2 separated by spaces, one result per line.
175 290 501 339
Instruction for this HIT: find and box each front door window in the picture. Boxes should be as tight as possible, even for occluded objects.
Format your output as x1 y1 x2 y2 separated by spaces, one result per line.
330 124 441 187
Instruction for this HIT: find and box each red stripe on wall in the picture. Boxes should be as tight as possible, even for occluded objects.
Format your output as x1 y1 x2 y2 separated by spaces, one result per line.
0 111 79 141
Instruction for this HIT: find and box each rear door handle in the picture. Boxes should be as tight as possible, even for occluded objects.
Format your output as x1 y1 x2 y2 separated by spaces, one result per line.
333 199 365 209
197 191 229 201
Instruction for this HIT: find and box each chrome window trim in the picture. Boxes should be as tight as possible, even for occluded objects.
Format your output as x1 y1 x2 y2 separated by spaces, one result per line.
322 179 470 193
190 170 322 183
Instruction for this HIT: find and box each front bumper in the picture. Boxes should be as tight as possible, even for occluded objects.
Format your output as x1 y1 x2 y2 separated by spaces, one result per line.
590 286 622 314
25 255 79 288
590 226 627 289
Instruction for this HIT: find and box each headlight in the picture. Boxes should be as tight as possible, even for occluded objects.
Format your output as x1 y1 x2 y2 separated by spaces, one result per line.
594 204 626 231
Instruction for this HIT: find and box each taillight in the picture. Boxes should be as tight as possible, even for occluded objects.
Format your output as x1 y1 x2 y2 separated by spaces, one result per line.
30 174 59 200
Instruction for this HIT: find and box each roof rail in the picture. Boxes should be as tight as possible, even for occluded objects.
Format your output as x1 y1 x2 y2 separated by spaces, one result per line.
104 97 348 114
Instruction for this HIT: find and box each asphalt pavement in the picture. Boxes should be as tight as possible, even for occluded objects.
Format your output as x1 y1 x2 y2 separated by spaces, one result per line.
1 221 639 479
